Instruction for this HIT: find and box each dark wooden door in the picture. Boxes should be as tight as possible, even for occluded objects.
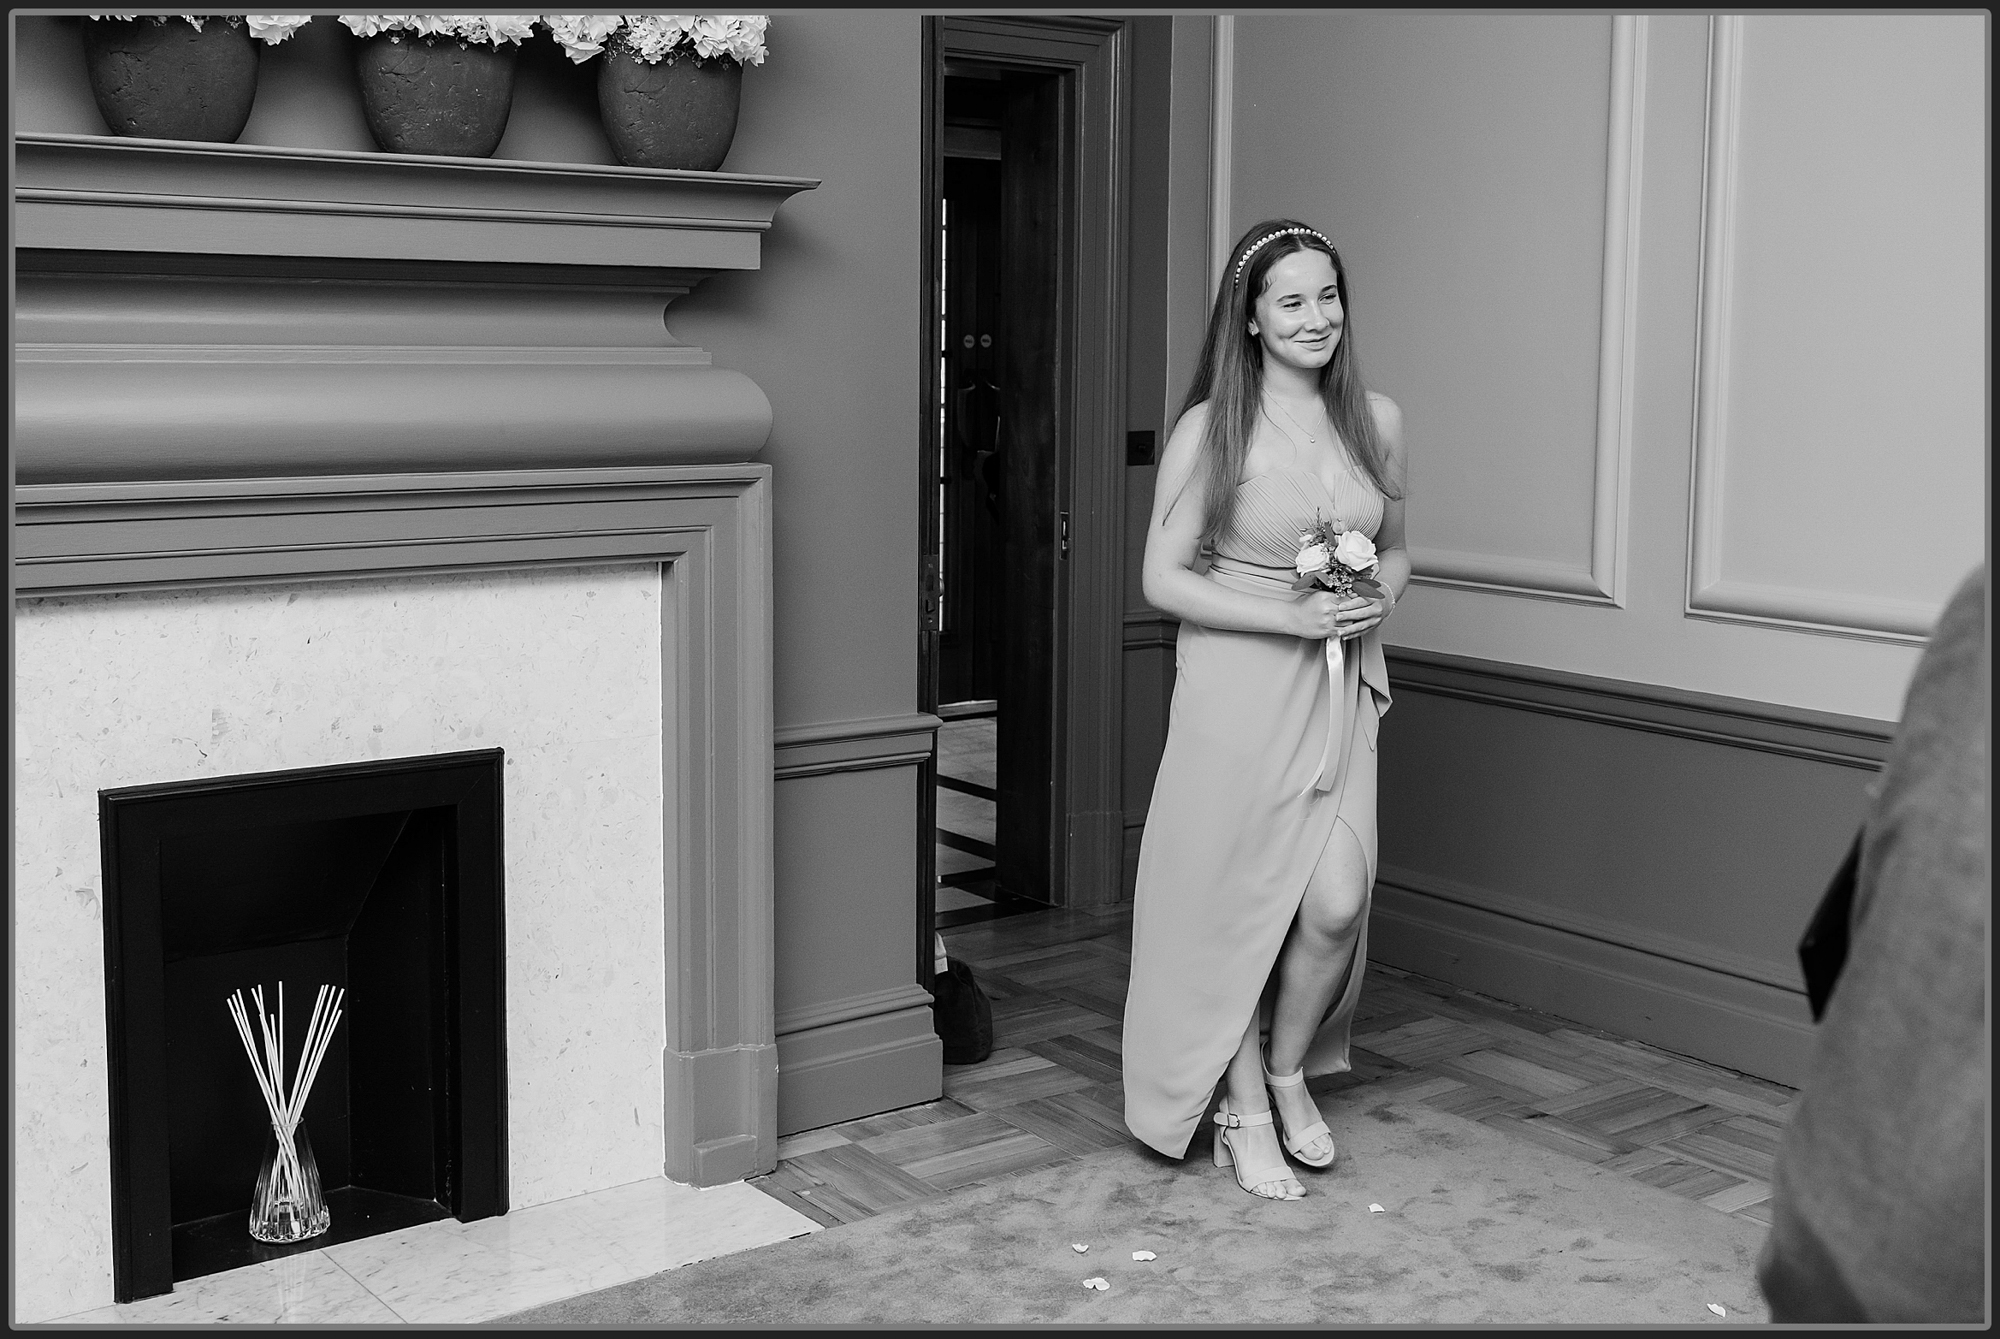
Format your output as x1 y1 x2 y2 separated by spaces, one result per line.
938 155 1004 706
993 69 1064 905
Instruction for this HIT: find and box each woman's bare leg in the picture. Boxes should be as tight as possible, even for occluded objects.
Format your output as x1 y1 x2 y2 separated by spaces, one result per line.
1263 821 1370 1158
1221 1012 1303 1198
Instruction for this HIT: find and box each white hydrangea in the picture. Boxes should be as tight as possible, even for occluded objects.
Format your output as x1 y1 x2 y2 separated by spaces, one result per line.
89 14 213 28
338 14 535 47
337 14 417 39
697 15 767 65
618 14 696 64
541 13 622 64
569 13 767 66
244 15 313 44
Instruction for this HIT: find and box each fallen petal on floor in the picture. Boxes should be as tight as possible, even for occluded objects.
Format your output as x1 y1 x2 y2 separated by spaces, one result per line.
1707 1304 1726 1317
1131 1251 1157 1262
1082 1278 1109 1291
1071 1243 1089 1253
1368 1204 1385 1213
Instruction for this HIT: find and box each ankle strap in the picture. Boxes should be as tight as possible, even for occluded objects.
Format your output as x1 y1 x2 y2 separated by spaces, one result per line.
1214 1106 1275 1129
1262 1050 1307 1087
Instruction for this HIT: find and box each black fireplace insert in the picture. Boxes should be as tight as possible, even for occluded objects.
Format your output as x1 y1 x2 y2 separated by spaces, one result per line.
100 749 507 1302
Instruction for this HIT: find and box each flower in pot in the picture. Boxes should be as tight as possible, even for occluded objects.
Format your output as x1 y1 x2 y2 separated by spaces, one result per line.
339 14 539 157
543 14 769 171
80 14 311 143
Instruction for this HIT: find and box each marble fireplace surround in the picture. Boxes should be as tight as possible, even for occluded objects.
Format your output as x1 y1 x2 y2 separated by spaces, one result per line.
12 133 808 1318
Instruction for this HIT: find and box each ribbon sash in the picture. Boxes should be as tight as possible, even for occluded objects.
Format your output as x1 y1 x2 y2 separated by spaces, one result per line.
1303 633 1347 797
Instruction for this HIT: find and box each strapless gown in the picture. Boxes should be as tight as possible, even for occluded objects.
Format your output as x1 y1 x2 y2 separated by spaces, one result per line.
1121 462 1393 1158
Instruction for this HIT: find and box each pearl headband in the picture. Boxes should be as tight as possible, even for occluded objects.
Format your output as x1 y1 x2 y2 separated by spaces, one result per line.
1234 227 1336 285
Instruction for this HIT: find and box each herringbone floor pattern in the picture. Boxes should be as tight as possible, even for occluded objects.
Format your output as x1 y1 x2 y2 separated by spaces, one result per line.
750 905 1796 1231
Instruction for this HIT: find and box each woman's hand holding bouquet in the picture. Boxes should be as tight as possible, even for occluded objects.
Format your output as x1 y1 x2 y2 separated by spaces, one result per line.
1290 514 1388 641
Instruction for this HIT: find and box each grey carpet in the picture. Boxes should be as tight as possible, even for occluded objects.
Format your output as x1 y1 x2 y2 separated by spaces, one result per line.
498 1097 1769 1326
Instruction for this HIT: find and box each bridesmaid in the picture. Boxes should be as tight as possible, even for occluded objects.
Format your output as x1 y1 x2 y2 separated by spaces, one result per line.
1122 220 1409 1200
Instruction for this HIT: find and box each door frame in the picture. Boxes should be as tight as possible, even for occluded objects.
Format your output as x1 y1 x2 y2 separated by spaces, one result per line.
919 15 1129 925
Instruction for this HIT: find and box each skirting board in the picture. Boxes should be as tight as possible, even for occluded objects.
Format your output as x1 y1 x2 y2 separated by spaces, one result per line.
1369 879 1816 1089
774 1007 943 1137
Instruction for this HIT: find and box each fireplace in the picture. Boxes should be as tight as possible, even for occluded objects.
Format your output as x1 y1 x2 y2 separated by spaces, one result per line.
13 131 793 1324
99 751 507 1302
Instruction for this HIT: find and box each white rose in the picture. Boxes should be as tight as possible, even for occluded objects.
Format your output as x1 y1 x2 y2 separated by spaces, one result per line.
482 15 538 44
1332 530 1378 572
339 15 408 38
1294 542 1331 576
544 14 623 62
690 14 733 59
245 15 312 44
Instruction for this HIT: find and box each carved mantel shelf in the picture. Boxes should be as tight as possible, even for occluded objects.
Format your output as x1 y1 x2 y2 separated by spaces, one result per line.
14 132 820 272
12 132 820 483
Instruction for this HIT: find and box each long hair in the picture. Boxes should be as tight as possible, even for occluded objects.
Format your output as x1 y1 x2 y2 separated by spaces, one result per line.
1174 219 1400 549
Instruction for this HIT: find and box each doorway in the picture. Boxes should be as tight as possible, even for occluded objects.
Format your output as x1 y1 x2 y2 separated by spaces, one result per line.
931 62 1057 929
918 17 1130 953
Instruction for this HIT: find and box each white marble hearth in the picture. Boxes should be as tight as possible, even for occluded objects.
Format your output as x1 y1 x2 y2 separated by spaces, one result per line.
13 564 680 1323
47 1176 819 1325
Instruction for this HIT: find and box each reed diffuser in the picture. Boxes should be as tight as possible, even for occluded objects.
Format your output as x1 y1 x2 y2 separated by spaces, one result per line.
225 982 345 1243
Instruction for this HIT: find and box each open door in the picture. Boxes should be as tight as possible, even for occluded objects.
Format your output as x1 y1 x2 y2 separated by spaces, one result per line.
991 69 1063 906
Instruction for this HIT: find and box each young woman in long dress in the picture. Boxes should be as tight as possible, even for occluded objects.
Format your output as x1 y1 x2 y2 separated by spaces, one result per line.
1122 220 1409 1200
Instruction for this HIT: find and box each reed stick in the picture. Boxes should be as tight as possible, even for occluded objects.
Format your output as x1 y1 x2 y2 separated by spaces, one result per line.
224 981 346 1219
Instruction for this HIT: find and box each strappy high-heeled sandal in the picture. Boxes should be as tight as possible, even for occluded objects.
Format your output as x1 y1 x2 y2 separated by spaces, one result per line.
1213 1098 1305 1200
1261 1055 1337 1168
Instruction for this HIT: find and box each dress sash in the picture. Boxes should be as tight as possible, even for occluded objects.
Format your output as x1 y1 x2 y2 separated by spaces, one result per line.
1205 555 1393 783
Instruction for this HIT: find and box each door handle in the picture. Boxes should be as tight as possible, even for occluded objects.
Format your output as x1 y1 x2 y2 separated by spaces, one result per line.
1059 510 1070 559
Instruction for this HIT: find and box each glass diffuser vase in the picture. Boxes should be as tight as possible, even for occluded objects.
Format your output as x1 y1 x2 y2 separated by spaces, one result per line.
249 1120 330 1244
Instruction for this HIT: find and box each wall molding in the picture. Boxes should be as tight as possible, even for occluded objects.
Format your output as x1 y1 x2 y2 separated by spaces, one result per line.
1385 646 1892 770
1122 609 1179 650
1207 14 1235 295
1378 860 1798 995
1685 17 1936 645
774 712 941 781
773 1006 942 1137
1369 881 1816 1088
14 465 779 1187
775 982 938 1038
1411 15 1645 609
13 133 817 271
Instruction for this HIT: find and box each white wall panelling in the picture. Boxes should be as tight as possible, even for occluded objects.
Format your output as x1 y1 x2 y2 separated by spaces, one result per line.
1207 14 1235 297
1685 15 1987 644
1407 16 1646 607
1229 15 1643 609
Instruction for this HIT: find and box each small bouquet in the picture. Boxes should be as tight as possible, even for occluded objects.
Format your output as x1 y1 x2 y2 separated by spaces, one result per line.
1291 513 1386 601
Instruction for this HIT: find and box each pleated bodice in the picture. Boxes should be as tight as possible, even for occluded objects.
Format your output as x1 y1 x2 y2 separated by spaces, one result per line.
1215 461 1385 571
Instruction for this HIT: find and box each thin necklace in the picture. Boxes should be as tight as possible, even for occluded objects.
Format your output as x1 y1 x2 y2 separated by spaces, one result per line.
1264 395 1319 445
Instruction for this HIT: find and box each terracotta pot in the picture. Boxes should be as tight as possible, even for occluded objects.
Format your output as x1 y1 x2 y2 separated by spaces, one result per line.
597 52 743 171
81 16 260 143
355 34 518 157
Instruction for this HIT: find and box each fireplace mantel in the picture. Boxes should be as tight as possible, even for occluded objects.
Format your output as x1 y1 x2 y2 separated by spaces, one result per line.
14 132 820 272
12 132 819 483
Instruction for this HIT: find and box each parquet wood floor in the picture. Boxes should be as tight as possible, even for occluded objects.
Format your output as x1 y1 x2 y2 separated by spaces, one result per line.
750 905 1796 1233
